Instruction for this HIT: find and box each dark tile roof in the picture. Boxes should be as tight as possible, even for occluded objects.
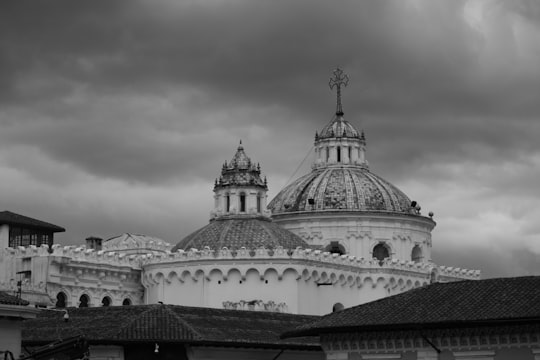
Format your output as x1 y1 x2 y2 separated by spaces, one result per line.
0 211 65 232
283 276 540 338
22 304 320 349
0 291 30 306
173 216 308 251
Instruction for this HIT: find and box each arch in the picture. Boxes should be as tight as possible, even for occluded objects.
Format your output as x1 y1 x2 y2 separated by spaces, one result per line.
324 241 346 255
101 296 112 307
245 268 261 281
167 271 179 284
55 292 67 308
372 242 390 265
240 192 246 212
208 268 224 281
122 298 132 306
411 245 423 263
278 267 298 280
79 294 90 308
332 302 345 312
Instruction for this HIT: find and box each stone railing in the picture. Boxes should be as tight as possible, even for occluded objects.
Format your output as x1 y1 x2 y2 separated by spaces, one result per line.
141 246 480 280
4 245 480 280
3 244 143 268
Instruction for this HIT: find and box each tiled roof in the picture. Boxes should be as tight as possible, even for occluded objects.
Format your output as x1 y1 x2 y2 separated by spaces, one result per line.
0 291 30 306
23 304 320 349
0 211 65 232
173 216 308 252
283 276 540 338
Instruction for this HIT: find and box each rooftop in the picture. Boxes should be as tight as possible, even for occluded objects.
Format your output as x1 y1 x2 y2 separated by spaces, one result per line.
283 276 540 338
23 304 320 349
0 210 65 232
0 291 29 306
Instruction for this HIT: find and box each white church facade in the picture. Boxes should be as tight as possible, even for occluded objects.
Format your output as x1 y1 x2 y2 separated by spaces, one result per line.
0 69 479 316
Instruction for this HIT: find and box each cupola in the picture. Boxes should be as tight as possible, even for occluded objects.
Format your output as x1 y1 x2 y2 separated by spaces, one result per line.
211 142 270 218
313 68 368 169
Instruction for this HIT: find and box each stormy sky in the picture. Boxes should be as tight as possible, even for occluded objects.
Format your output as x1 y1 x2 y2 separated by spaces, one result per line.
1 0 539 278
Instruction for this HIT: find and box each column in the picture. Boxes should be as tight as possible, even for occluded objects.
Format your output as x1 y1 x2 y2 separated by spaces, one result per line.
350 145 359 163
452 350 495 360
343 145 350 164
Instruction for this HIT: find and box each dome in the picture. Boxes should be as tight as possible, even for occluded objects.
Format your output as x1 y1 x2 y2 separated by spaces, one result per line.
317 114 361 140
172 215 308 252
268 167 414 214
215 142 267 190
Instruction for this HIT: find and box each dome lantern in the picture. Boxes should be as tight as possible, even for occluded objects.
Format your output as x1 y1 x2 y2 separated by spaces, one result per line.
313 68 368 169
212 141 270 219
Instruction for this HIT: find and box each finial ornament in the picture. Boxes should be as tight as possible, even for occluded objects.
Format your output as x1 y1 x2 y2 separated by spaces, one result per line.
329 68 349 116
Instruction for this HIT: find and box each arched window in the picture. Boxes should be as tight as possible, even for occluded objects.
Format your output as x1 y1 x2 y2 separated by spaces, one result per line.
56 292 67 308
325 241 346 255
337 146 341 162
101 296 111 307
240 193 246 212
332 302 344 312
122 298 132 306
373 243 390 265
226 194 230 212
79 294 89 308
411 245 423 263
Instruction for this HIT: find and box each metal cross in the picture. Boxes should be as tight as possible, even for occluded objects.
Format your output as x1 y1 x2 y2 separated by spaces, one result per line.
329 68 349 115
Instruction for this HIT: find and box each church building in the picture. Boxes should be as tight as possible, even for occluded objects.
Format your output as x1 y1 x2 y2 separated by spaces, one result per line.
0 69 478 315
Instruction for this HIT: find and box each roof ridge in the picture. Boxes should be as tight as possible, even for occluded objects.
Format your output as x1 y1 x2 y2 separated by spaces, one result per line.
116 305 202 341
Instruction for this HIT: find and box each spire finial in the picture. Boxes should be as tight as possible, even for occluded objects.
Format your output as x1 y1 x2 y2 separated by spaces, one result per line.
329 68 349 116
238 139 243 150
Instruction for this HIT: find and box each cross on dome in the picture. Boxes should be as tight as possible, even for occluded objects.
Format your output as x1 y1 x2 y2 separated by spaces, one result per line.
329 68 349 116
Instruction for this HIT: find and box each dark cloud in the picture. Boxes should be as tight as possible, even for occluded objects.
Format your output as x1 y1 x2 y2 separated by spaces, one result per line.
1 0 540 277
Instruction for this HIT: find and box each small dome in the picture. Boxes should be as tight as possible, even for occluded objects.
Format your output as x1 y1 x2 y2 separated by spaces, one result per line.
268 167 414 214
216 142 267 190
172 216 308 252
318 114 360 140
103 233 171 253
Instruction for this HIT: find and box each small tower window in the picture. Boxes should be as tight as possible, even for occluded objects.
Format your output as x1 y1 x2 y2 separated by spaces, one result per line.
411 245 423 263
56 292 67 308
348 147 351 161
337 146 341 162
325 241 345 255
373 243 390 265
326 147 330 162
226 194 230 212
240 193 246 212
257 194 262 213
79 294 89 308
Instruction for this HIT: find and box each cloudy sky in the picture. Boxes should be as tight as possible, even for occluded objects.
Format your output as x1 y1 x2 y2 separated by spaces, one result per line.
1 0 539 278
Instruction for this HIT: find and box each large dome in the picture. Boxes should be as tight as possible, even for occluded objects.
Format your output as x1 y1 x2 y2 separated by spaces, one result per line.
268 167 413 214
172 215 309 252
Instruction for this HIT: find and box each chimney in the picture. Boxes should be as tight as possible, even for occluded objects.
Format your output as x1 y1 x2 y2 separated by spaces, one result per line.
85 236 103 251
